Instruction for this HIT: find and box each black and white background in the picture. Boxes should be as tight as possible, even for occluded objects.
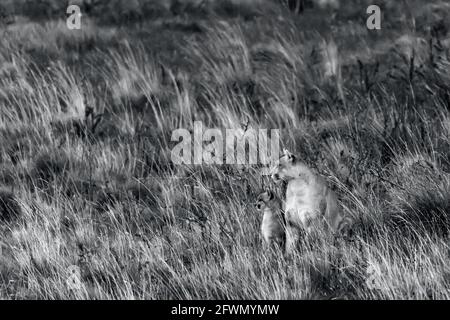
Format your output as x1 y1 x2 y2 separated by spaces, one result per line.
0 0 449 300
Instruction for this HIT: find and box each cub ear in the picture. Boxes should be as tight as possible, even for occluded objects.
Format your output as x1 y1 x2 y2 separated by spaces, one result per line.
266 190 274 200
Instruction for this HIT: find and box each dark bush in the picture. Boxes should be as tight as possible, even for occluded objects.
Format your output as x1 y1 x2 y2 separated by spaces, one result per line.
0 190 22 224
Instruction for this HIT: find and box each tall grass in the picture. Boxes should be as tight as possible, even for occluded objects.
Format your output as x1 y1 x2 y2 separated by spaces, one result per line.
0 0 449 299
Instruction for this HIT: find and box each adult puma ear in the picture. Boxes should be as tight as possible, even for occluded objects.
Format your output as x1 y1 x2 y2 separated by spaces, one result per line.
283 148 295 162
267 190 274 200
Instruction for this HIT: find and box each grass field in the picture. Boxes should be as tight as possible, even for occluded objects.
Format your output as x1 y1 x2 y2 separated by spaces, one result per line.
0 0 449 299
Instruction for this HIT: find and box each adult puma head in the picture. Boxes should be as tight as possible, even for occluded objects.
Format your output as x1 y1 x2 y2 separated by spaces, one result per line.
271 149 314 184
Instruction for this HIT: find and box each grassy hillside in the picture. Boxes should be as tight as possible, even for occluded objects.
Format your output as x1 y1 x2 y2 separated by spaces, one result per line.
0 0 449 299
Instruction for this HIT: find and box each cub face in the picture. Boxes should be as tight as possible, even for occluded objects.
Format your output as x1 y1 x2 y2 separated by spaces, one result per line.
271 149 296 183
255 190 275 211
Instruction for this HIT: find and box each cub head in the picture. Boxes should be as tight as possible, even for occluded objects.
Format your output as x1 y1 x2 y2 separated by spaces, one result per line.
271 148 297 183
255 190 275 211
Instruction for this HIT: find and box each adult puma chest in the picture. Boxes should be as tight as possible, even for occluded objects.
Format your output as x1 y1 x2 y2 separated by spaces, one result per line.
284 177 327 229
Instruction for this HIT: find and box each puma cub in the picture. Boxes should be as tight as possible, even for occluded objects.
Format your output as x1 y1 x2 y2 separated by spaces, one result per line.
255 190 286 250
